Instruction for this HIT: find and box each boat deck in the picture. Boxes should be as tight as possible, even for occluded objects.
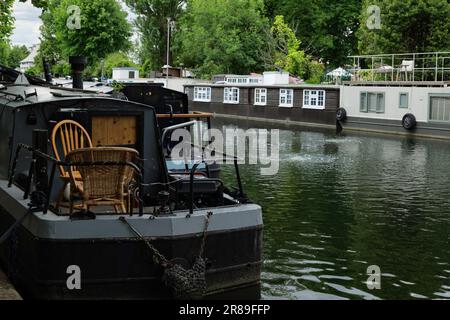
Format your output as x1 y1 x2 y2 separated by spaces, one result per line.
0 269 21 300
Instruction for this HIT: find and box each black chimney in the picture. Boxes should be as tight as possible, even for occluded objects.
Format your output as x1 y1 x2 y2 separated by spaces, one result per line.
42 58 53 83
69 56 87 89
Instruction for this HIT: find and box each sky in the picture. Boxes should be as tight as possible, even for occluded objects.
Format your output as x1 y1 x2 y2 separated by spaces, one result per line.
11 1 43 47
11 0 137 47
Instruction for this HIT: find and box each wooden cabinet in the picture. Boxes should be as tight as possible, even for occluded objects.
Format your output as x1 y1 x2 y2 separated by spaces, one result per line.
92 116 137 147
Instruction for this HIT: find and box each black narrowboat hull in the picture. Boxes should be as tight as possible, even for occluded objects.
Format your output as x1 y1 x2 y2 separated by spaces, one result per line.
0 208 262 299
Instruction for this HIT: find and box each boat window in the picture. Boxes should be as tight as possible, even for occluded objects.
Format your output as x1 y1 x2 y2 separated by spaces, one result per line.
194 87 211 102
360 92 385 114
303 90 325 109
430 96 450 122
224 87 239 104
360 92 368 112
279 89 293 107
254 88 267 105
399 93 409 108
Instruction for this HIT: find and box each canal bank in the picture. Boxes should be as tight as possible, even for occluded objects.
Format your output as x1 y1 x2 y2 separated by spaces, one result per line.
0 269 21 300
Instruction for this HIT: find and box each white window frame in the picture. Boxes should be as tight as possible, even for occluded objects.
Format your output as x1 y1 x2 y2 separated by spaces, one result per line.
303 90 326 109
193 87 211 102
254 88 267 106
279 89 293 107
224 87 240 104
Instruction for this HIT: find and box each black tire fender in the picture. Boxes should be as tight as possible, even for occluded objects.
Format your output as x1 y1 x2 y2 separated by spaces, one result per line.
402 113 417 130
336 108 347 121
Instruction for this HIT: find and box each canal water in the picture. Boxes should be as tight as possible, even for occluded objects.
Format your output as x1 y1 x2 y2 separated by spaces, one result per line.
215 118 450 300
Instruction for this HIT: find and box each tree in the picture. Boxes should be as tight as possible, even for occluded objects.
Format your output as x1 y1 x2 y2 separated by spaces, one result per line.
357 0 450 54
265 0 362 67
39 0 132 70
0 0 15 63
175 0 272 79
0 0 14 42
125 0 186 72
7 45 30 69
270 16 324 82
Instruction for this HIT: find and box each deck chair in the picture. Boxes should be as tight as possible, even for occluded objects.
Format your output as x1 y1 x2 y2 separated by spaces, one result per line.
51 120 93 209
65 147 139 214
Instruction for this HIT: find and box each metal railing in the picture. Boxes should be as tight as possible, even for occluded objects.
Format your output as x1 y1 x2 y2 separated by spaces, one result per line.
8 143 144 215
347 52 450 83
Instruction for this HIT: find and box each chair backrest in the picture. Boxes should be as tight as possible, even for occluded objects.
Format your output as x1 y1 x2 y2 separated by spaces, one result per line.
51 120 93 176
401 60 414 71
65 147 139 200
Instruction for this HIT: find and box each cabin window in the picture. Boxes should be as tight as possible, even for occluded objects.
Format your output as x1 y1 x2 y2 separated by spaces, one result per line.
399 93 409 108
360 92 385 113
254 88 267 106
194 87 211 102
279 89 293 107
129 71 136 79
224 87 239 104
303 90 325 109
429 96 450 122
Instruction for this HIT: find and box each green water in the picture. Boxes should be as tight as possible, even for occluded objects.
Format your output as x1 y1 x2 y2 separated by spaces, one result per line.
216 119 450 300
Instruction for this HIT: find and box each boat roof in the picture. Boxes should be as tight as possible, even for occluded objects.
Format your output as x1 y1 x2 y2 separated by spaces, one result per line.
0 83 113 108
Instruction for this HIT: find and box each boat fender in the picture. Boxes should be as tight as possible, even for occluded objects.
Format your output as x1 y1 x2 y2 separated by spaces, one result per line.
402 113 417 130
336 108 347 121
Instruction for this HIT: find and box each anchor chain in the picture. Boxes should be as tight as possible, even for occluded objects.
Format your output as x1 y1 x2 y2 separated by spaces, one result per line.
120 211 212 299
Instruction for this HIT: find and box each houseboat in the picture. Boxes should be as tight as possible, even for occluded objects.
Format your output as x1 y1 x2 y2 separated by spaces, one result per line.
338 52 450 139
0 60 263 299
184 72 340 128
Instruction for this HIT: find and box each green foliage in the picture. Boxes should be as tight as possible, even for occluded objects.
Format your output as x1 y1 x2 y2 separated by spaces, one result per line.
0 0 15 62
357 0 450 54
96 52 137 78
39 0 132 70
7 45 30 69
125 0 185 71
175 0 271 79
0 42 10 65
0 42 30 69
266 0 362 67
19 0 49 9
270 16 324 82
270 16 308 76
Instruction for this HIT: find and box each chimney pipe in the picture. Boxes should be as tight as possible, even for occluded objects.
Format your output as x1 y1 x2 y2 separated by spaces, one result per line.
69 56 87 89
42 58 53 83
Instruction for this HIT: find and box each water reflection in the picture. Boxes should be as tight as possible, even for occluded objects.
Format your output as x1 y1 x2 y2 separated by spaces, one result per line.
215 119 450 300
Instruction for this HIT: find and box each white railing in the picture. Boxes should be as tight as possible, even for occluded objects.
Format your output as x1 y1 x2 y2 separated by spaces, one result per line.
347 52 450 83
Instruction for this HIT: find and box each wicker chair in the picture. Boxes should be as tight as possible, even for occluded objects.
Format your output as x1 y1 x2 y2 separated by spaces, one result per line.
65 147 139 214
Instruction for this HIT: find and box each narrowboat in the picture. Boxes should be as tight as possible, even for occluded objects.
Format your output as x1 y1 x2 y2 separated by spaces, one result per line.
0 60 263 299
184 72 340 129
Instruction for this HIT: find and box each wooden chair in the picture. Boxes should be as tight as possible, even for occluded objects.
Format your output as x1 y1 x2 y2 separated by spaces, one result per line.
65 147 139 214
51 120 93 209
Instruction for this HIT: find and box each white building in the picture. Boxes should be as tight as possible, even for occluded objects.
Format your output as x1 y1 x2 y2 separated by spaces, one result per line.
20 44 39 72
262 71 290 85
112 67 139 80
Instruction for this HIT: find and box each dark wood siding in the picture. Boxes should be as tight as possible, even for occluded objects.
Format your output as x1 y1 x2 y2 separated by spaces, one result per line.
186 85 340 125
